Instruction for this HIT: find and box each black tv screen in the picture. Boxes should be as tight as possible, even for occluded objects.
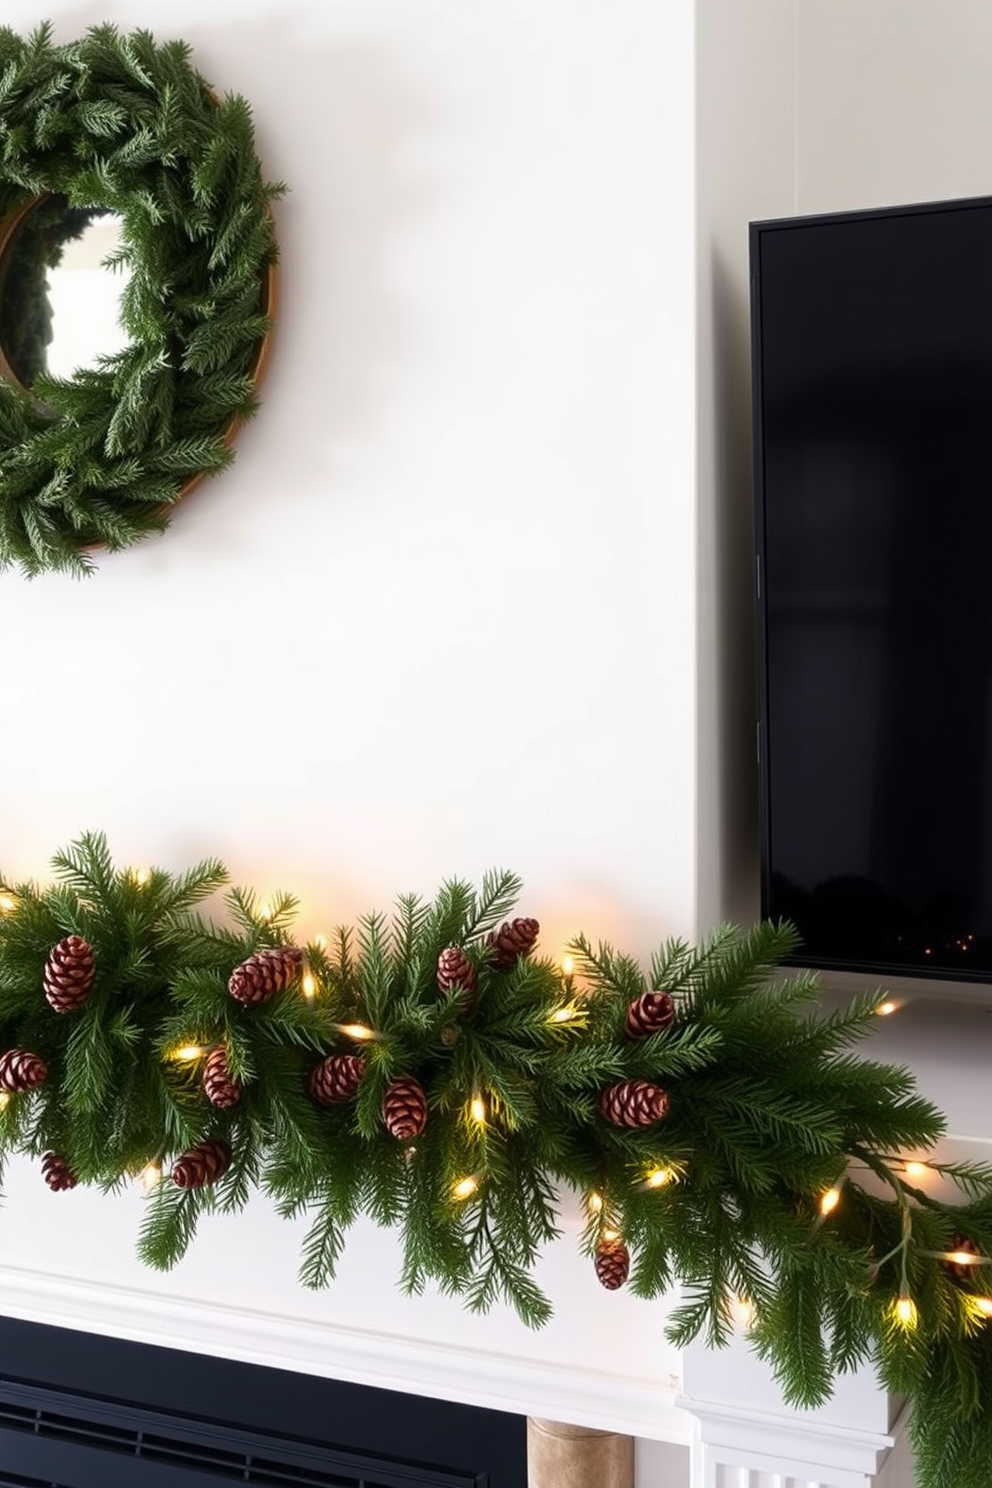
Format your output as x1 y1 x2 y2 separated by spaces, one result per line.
751 196 992 983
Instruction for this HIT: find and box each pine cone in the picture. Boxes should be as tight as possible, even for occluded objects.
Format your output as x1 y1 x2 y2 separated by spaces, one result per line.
599 1079 670 1129
488 917 540 968
308 1053 365 1106
172 1139 232 1189
595 1237 630 1290
0 1049 48 1093
41 1152 78 1192
202 1046 242 1109
228 946 304 1005
625 991 675 1039
944 1233 984 1281
43 935 96 1013
437 946 478 1003
383 1076 428 1140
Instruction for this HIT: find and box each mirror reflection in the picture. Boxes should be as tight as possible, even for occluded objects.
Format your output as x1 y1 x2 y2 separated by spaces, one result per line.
0 195 131 388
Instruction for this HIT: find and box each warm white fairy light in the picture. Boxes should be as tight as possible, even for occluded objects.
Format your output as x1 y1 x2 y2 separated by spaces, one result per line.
876 1000 898 1016
301 972 317 1001
140 1162 162 1193
172 1043 205 1062
904 1161 928 1180
337 1022 376 1042
587 1191 604 1215
549 1005 579 1024
894 1293 918 1329
469 1096 487 1125
645 1167 675 1189
311 933 328 950
561 954 575 978
0 893 16 914
820 1186 842 1216
259 903 273 921
601 1227 621 1243
452 1175 479 1201
727 1293 756 1328
946 1248 983 1268
134 867 151 886
971 1296 992 1318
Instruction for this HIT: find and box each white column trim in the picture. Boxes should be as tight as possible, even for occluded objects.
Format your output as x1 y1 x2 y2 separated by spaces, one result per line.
680 1394 895 1488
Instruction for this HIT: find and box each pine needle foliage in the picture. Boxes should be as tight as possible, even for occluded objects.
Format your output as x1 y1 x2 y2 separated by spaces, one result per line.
0 23 283 576
0 837 990 1481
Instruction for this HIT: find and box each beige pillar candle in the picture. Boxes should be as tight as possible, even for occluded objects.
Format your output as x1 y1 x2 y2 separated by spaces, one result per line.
527 1416 634 1488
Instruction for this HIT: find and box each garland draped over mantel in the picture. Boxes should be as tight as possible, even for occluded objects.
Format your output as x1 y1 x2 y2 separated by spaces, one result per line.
0 835 990 1486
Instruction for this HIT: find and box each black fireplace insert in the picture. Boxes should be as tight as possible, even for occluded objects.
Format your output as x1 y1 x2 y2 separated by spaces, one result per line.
0 1316 526 1488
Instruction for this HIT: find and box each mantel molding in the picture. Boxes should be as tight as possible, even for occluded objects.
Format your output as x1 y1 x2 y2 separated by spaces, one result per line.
0 1260 692 1446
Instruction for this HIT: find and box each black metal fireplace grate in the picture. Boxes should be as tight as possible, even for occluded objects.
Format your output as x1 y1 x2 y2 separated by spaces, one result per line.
0 1378 486 1487
0 1319 525 1488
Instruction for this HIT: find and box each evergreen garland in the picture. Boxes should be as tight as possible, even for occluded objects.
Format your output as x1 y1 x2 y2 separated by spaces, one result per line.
0 833 990 1486
0 23 282 576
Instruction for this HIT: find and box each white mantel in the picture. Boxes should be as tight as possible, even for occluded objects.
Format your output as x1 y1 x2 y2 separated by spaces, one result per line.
3 2 992 1486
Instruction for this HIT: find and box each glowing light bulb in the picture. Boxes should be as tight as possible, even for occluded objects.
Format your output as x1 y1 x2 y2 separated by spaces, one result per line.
470 1096 487 1125
338 1023 375 1042
727 1294 756 1328
301 972 317 1001
971 1296 992 1318
140 1162 162 1193
0 893 16 914
550 1005 578 1024
601 1227 621 1242
311 934 328 950
876 1000 898 1016
173 1044 204 1062
645 1167 674 1189
588 1191 604 1215
904 1162 928 1180
259 903 273 921
946 1249 982 1268
820 1187 842 1216
452 1175 479 1201
561 954 575 978
134 868 151 886
894 1294 918 1329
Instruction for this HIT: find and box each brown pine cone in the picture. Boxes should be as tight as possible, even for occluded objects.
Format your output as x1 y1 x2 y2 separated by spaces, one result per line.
172 1139 232 1189
488 917 540 968
599 1079 670 1129
625 991 676 1039
595 1237 630 1290
41 1152 78 1192
202 1046 242 1109
943 1234 984 1280
383 1076 428 1140
43 935 96 1013
437 946 478 1001
0 1049 48 1093
228 946 304 1005
308 1053 366 1106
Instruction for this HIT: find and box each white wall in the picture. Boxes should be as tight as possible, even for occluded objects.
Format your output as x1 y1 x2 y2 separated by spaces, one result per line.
0 0 696 1450
797 0 992 215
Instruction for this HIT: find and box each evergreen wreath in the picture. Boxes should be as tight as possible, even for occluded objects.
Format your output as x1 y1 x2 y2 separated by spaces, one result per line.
0 838 990 1484
0 23 283 577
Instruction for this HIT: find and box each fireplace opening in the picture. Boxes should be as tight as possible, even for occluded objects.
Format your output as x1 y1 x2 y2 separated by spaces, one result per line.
0 1317 526 1488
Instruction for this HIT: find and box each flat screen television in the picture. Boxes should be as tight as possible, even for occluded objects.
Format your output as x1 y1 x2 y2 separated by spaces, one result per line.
751 195 992 984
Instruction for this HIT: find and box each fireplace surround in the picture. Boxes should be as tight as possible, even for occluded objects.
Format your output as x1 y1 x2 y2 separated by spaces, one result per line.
0 1316 526 1488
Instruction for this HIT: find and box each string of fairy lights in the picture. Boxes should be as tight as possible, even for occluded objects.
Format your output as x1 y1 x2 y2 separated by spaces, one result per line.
0 872 987 1334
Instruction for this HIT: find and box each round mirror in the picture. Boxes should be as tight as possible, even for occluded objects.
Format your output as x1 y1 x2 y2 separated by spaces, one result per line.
0 195 131 390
